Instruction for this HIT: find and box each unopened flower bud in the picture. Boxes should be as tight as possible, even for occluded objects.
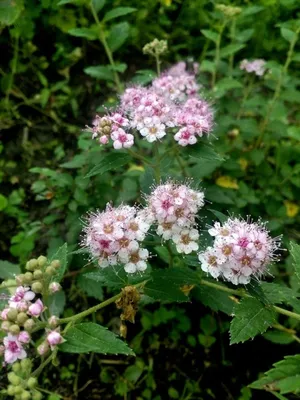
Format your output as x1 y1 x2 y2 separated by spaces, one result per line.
20 358 32 371
1 320 12 331
14 385 23 395
18 331 31 343
37 255 47 267
49 282 61 293
47 330 63 349
21 390 31 400
8 372 21 386
18 301 28 312
32 391 43 400
120 323 127 338
228 128 239 138
28 299 44 317
48 316 58 328
100 135 109 145
50 260 61 269
45 266 56 277
27 259 38 270
7 308 18 322
17 312 28 325
37 342 50 355
16 274 25 285
9 324 20 335
27 377 38 389
1 308 9 320
31 282 43 294
7 385 15 395
12 362 21 373
23 272 33 284
24 319 35 332
0 344 5 355
33 270 43 280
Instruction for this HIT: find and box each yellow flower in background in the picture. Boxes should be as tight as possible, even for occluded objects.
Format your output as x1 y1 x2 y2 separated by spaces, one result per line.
216 176 239 189
239 158 248 171
284 201 299 218
161 0 172 6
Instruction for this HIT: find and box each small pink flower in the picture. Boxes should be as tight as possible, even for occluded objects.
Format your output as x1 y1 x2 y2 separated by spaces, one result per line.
47 330 63 350
28 299 44 317
1 308 9 320
48 316 58 327
3 334 27 364
49 282 61 293
99 135 109 145
111 128 134 149
18 331 30 344
9 286 35 309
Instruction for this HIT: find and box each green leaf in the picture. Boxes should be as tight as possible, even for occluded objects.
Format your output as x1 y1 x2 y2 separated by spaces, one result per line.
0 194 8 211
144 268 195 302
107 22 130 52
84 265 127 290
280 27 297 43
91 0 105 13
68 28 97 40
103 7 136 22
263 331 294 345
260 282 300 305
188 143 224 161
48 291 66 317
49 243 68 282
230 298 276 344
131 69 156 85
84 65 114 80
214 78 243 97
208 209 228 223
0 0 23 26
77 273 104 300
290 242 300 283
193 284 234 315
201 29 219 43
0 260 20 280
60 154 87 169
249 355 300 395
85 153 131 178
236 29 254 43
59 322 134 355
220 44 245 58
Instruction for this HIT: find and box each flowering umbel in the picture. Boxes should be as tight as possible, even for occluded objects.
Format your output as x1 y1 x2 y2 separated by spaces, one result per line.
240 59 266 76
198 218 281 285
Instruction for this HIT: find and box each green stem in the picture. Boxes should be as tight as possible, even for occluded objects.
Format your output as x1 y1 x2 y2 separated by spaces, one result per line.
90 2 122 93
228 19 236 78
155 53 161 76
32 353 54 377
255 27 300 147
237 75 255 120
127 149 153 166
200 279 300 322
6 34 19 105
212 21 227 87
58 281 146 325
154 141 161 183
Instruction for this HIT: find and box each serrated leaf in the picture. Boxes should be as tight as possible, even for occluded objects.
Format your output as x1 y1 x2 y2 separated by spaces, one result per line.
290 242 300 284
246 280 270 305
103 7 136 22
230 298 275 344
49 243 68 282
280 28 297 43
84 65 114 80
208 209 228 223
249 355 300 395
59 322 134 355
107 22 130 52
77 273 104 300
194 284 234 315
188 143 224 161
201 29 219 43
84 265 127 289
260 282 300 305
84 153 131 178
0 260 20 280
220 44 245 58
144 268 196 302
68 28 97 40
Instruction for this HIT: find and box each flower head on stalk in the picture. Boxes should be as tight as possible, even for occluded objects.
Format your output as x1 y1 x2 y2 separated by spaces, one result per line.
82 204 151 273
198 217 281 285
240 59 267 76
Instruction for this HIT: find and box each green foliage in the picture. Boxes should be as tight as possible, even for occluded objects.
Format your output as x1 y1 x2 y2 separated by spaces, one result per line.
0 260 20 279
59 322 134 355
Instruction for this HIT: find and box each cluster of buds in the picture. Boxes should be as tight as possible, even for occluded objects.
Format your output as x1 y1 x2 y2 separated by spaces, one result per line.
0 256 63 366
4 359 42 400
86 61 214 148
82 204 151 273
198 218 281 285
240 59 267 76
142 38 168 57
145 182 205 254
216 4 242 17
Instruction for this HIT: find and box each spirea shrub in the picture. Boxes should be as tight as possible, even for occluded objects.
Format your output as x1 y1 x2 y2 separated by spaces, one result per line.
1 32 300 399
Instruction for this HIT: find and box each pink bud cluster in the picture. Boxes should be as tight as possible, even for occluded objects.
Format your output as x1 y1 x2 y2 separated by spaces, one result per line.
198 218 281 285
82 204 150 273
145 182 205 254
87 62 214 148
240 59 266 76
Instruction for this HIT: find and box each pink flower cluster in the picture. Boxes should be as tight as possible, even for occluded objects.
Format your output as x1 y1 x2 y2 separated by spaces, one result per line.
1 286 44 364
87 62 214 148
198 218 281 285
240 59 266 76
83 204 150 273
145 182 205 254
